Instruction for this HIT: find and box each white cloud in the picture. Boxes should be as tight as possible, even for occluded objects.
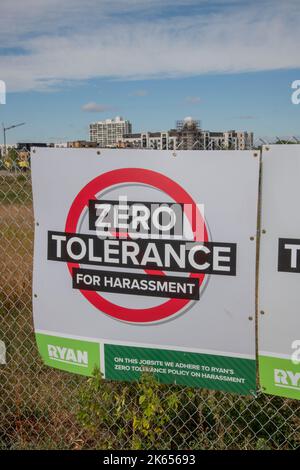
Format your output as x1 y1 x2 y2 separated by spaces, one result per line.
0 0 299 92
81 102 114 112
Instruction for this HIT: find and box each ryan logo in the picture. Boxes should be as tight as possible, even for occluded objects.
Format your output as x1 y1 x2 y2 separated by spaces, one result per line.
274 369 300 390
48 344 88 368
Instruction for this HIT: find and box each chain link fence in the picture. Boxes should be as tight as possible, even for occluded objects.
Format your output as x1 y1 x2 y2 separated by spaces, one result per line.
0 142 299 450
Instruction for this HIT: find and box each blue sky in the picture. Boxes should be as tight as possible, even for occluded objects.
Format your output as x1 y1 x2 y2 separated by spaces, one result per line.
0 0 299 143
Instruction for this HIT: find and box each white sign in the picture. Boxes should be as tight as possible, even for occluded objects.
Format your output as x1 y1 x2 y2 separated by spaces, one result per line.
259 144 300 400
31 148 258 394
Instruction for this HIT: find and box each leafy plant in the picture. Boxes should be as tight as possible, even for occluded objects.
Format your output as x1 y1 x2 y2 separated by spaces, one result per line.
77 370 182 449
77 370 300 450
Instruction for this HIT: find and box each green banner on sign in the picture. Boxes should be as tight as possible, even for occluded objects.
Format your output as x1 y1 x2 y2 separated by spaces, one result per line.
105 344 256 395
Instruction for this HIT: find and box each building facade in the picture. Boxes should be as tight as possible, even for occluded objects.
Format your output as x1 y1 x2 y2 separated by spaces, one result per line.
90 116 132 147
120 117 253 150
120 131 178 150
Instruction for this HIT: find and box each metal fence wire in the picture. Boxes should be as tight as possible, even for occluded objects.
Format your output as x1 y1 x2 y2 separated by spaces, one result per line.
0 141 300 450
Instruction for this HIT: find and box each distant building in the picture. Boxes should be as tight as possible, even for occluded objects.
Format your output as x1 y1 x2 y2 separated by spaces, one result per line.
67 140 98 148
120 131 178 150
90 116 132 147
175 118 201 150
54 142 68 148
16 142 48 151
120 117 253 150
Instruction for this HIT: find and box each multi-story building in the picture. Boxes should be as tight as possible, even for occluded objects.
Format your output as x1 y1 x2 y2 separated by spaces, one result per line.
90 116 132 147
175 118 201 150
120 117 253 150
120 131 178 150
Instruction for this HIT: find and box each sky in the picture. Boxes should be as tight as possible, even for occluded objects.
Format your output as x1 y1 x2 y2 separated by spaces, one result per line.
0 0 300 143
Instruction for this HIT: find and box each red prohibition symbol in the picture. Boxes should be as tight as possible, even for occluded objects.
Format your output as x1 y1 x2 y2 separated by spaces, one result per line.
65 168 208 323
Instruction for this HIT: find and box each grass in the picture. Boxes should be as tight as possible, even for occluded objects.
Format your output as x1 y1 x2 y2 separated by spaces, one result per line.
0 174 88 449
0 173 32 205
0 174 299 450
